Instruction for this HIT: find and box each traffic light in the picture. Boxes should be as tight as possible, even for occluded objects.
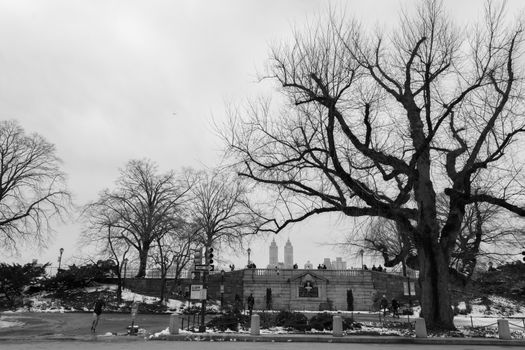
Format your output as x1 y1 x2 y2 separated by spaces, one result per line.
194 249 202 265
207 248 214 271
522 250 525 262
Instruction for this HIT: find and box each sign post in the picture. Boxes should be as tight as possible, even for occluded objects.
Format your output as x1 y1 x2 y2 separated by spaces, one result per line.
129 301 139 335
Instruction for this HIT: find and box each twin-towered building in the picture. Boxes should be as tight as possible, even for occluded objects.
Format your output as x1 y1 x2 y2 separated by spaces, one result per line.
267 238 294 269
267 238 347 270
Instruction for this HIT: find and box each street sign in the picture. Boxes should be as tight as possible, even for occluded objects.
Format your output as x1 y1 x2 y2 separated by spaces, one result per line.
194 264 211 271
190 284 203 299
190 284 207 300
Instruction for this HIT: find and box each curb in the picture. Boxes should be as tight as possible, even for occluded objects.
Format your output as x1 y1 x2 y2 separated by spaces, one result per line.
1 333 524 346
152 333 525 346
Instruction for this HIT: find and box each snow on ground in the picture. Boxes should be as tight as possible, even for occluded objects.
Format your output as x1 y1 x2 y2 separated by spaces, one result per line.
120 288 184 311
457 295 525 317
0 316 24 328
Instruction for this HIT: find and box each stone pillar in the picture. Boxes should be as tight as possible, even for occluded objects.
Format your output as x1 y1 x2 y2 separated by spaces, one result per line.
415 318 427 338
169 314 181 335
497 319 511 340
333 315 343 337
250 314 260 335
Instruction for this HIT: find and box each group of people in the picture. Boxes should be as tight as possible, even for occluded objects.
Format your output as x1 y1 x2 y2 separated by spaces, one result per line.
317 264 328 269
379 295 400 318
246 262 257 269
363 264 387 272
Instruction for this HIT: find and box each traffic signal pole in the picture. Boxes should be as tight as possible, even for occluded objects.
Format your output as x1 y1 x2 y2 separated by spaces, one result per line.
199 243 214 332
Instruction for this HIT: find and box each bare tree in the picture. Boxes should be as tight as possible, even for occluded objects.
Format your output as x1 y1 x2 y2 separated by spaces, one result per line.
150 222 198 301
189 169 262 254
87 159 190 278
0 120 71 251
81 205 131 301
225 0 525 329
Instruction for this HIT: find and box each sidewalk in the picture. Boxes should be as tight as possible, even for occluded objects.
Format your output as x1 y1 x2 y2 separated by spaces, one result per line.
2 332 524 346
154 332 525 346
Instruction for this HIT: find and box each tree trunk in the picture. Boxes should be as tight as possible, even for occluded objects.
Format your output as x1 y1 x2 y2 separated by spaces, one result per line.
116 276 122 302
136 244 150 278
159 275 166 302
418 240 455 330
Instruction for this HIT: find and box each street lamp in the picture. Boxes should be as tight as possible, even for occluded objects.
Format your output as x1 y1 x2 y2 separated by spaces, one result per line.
359 249 364 269
123 258 129 289
58 248 64 272
220 270 225 313
247 248 251 267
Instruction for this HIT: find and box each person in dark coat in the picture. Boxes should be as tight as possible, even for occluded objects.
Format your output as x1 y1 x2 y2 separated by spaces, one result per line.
379 295 389 316
91 295 106 333
247 293 255 316
391 298 400 318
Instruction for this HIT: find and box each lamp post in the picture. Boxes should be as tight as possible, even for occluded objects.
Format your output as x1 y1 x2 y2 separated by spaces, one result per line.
123 258 128 289
220 270 225 313
247 248 251 267
359 249 364 269
58 248 64 273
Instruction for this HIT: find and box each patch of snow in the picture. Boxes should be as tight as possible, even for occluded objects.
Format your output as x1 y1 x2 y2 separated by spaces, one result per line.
121 289 159 304
0 316 24 328
84 284 117 293
166 299 184 311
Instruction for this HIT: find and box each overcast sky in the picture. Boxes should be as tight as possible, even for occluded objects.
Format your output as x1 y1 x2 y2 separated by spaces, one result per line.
1 0 523 270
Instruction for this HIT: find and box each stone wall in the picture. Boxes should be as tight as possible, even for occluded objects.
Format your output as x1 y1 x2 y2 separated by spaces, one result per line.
118 268 417 312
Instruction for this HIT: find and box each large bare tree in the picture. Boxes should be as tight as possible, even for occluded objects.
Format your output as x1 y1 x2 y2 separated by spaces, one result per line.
225 0 525 329
87 159 190 278
0 120 71 251
189 169 262 255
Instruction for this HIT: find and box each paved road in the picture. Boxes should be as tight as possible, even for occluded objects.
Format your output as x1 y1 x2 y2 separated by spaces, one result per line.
0 312 171 337
0 341 524 350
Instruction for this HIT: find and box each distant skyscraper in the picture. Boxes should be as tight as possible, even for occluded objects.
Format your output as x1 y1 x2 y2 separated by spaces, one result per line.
284 238 293 268
333 257 347 270
323 258 332 269
269 238 278 267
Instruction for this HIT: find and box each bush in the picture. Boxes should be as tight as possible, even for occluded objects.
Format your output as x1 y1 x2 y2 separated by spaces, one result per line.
206 312 249 331
309 312 333 331
42 263 113 295
275 310 310 331
0 262 48 309
258 312 278 329
309 313 359 331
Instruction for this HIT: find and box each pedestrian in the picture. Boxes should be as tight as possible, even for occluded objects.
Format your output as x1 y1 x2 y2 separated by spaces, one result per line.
247 293 255 316
391 298 400 318
379 295 388 316
377 265 383 272
91 295 106 333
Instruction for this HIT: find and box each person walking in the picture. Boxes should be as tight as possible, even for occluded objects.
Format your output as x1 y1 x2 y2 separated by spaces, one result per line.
379 295 389 317
91 295 106 333
391 298 400 318
247 293 255 316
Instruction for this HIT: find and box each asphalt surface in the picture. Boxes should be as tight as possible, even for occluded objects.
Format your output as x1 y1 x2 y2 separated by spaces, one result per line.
0 341 524 350
1 311 524 348
0 312 170 337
